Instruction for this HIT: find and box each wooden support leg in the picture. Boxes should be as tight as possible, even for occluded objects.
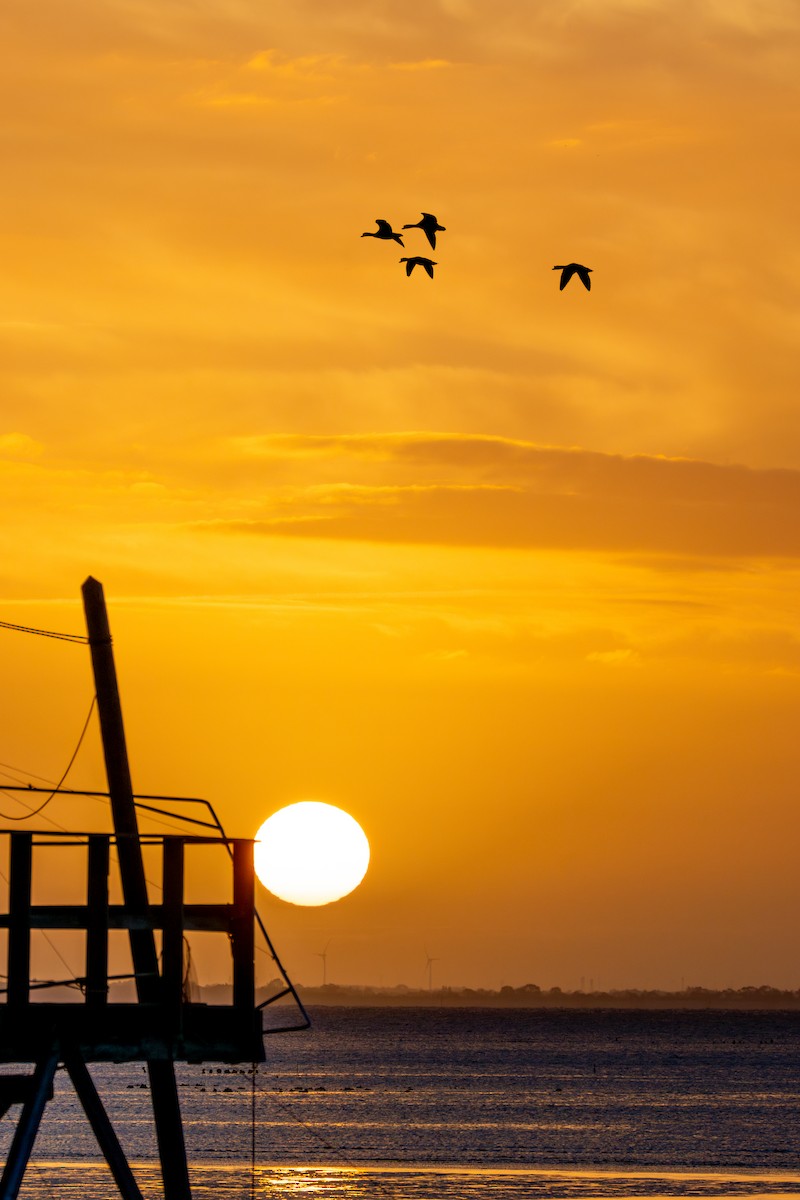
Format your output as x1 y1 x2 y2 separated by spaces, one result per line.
83 577 193 1200
148 1060 192 1200
64 1052 145 1200
0 1047 59 1200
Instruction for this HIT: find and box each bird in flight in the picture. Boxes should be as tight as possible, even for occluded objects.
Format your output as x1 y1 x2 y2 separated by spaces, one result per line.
361 219 404 245
553 263 592 291
402 212 446 250
400 256 437 278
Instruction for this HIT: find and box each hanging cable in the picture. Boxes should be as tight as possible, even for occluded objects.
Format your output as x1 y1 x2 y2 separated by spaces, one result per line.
0 789 71 834
0 695 97 821
264 1085 354 1160
0 618 87 643
251 1063 257 1200
0 764 71 832
0 734 310 1029
0 787 71 834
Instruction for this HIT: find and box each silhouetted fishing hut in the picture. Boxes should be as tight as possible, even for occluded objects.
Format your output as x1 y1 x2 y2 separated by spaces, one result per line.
0 577 307 1200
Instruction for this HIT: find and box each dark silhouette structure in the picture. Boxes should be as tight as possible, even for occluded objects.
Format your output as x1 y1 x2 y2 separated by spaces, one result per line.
0 578 307 1200
553 263 592 291
402 212 446 250
361 219 404 245
400 256 437 278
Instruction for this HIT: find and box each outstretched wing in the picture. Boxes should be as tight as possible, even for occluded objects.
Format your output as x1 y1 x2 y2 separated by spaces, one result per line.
375 219 392 233
422 214 444 248
422 259 435 278
576 266 592 291
556 266 575 291
405 258 415 275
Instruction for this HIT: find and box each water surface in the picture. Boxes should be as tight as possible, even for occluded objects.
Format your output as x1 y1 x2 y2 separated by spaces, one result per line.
2 1008 799 1197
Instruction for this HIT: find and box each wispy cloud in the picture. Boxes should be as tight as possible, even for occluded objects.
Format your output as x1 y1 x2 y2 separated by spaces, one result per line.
245 50 345 76
204 433 800 559
389 58 454 70
0 433 42 459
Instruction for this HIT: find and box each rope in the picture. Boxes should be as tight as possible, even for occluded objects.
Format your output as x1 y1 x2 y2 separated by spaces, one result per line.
0 695 97 821
266 1087 354 1159
0 618 87 643
248 1067 355 1189
251 1063 257 1200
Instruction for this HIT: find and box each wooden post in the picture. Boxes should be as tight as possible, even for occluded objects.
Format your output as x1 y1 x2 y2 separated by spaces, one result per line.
0 1046 59 1200
7 834 32 1008
81 577 192 1200
81 578 160 1003
86 835 110 1007
232 840 255 1011
65 1051 145 1200
162 838 185 1019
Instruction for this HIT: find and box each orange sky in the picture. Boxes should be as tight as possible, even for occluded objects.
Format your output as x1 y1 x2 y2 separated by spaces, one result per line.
2 0 800 992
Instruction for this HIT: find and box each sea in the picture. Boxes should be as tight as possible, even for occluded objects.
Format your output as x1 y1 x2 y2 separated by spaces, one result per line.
2 1007 800 1199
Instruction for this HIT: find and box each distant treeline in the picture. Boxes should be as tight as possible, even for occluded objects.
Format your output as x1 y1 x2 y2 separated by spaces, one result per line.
81 979 800 1009
236 982 800 1009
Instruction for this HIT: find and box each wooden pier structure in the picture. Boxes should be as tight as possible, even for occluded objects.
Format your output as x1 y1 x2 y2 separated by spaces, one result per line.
0 577 306 1199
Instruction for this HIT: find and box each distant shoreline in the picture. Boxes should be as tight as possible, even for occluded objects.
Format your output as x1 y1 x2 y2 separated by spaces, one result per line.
251 983 800 1010
89 979 800 1009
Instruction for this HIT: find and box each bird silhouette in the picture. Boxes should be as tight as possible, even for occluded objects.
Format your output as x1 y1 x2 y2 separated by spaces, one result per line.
361 219 404 245
402 212 446 250
553 263 592 291
400 256 437 278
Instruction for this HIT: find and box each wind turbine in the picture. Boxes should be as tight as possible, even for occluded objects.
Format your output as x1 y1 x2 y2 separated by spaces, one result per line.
315 942 330 987
424 948 439 993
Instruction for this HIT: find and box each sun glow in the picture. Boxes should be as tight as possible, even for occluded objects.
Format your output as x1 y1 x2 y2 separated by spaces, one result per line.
254 801 370 906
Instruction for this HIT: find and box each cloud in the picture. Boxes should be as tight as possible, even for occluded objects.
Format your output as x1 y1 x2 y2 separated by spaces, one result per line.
389 58 454 70
245 50 344 76
586 647 641 666
223 430 800 498
205 434 800 559
0 433 42 459
2 0 800 479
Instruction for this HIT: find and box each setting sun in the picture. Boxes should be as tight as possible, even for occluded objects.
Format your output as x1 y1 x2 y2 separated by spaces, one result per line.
254 802 370 907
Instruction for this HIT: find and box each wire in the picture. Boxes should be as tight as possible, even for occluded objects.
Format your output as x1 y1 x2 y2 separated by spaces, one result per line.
132 801 220 832
0 789 70 834
251 1062 257 1200
189 797 310 1033
0 788 224 833
0 768 35 788
0 696 97 821
264 1083 354 1160
0 764 71 832
0 864 81 984
0 618 87 643
0 971 159 996
0 760 55 785
0 733 310 1032
0 795 71 834
36 928 79 983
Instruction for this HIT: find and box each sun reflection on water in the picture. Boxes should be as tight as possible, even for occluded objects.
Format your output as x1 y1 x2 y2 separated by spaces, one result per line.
20 1164 800 1200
